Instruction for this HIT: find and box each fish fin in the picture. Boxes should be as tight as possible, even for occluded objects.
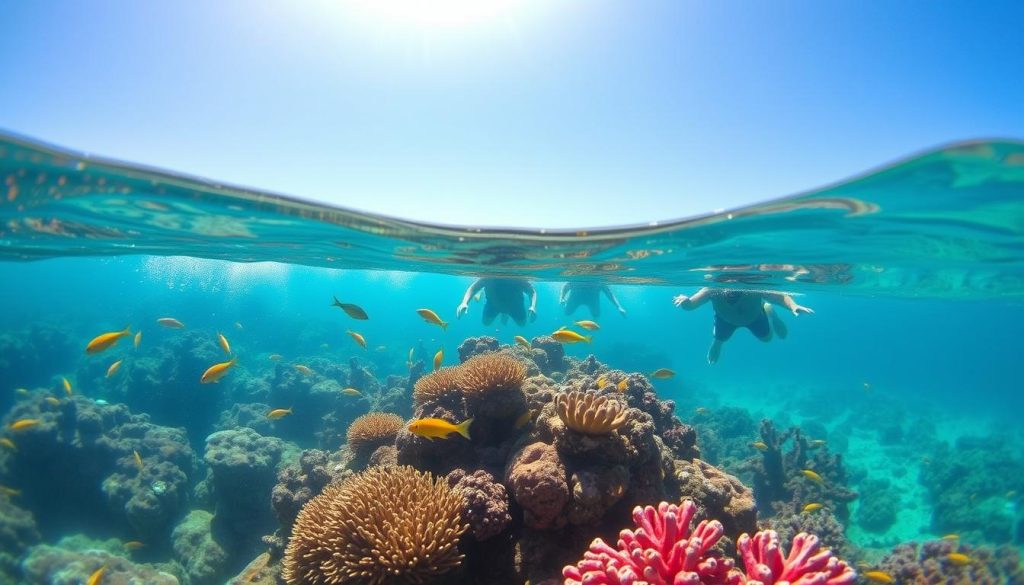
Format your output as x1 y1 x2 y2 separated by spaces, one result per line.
585 335 592 343
332 296 342 307
457 418 474 440
229 356 238 366
441 322 448 331
122 326 132 335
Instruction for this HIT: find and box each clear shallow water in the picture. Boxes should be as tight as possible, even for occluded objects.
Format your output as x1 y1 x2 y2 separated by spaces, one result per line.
1 133 1023 584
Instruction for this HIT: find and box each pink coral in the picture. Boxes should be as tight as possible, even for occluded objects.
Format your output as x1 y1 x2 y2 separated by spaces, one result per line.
562 501 857 585
737 530 856 585
562 500 742 585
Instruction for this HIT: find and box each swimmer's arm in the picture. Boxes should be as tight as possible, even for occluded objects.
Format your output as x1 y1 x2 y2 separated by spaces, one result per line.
559 283 569 304
765 293 814 315
602 286 627 315
673 288 711 310
460 279 484 305
526 282 538 311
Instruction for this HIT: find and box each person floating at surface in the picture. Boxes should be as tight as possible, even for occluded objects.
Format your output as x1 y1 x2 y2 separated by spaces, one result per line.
559 282 627 318
456 277 538 326
673 288 813 364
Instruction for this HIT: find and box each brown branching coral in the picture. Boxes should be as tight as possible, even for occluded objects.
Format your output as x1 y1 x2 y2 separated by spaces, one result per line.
456 352 527 395
282 465 468 585
554 391 628 435
345 413 404 453
413 367 462 405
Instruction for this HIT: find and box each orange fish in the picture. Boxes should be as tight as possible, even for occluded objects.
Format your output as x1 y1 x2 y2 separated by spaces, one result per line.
86 566 106 585
294 365 314 376
107 359 123 378
133 450 143 471
408 417 473 441
416 308 448 330
217 332 231 355
123 541 146 550
347 330 367 349
433 348 444 371
157 317 185 329
85 327 132 354
0 438 16 451
200 357 237 384
9 419 39 432
62 377 73 397
45 397 61 406
267 407 293 420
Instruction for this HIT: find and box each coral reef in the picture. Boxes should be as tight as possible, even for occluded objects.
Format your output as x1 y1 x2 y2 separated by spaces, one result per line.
877 539 1024 585
854 478 900 534
447 468 512 541
737 529 856 585
673 458 757 538
413 367 461 405
554 391 628 435
505 441 570 530
759 500 850 562
345 412 404 454
171 510 229 585
282 465 467 585
457 336 500 362
0 322 77 410
526 336 566 376
0 496 40 582
21 538 179 585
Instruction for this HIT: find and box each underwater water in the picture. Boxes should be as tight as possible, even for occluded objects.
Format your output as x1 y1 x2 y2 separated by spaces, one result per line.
1 132 1023 585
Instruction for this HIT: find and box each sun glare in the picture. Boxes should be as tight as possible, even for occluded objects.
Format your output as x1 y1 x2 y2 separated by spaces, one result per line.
347 0 527 31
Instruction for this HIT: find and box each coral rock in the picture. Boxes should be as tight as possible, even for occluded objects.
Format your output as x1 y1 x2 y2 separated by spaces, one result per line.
504 442 569 530
448 468 512 541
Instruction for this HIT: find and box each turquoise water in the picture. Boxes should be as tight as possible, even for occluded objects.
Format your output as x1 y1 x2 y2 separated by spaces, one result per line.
1 132 1023 584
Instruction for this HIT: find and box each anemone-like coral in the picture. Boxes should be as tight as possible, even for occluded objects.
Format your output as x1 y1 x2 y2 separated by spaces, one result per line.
412 367 462 405
345 412 404 453
737 529 856 585
282 465 468 585
554 391 628 435
457 352 527 394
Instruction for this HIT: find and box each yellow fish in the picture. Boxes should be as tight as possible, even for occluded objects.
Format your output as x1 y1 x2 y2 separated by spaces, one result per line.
107 359 123 378
433 348 444 371
575 320 600 331
331 296 369 320
9 419 39 432
341 388 362 396
695 407 708 414
15 388 29 396
157 317 185 329
596 375 608 389
408 417 473 441
62 377 73 397
200 357 237 384
267 407 293 420
551 330 591 344
294 365 314 376
862 571 894 584
347 330 367 349
86 566 106 585
217 332 231 355
810 439 827 448
269 354 282 361
514 410 533 429
416 308 448 330
802 503 823 513
650 368 676 379
0 485 20 497
941 533 959 540
514 335 531 349
0 438 16 451
86 327 132 354
133 450 143 471
946 553 971 566
751 441 768 451
616 379 628 393
45 396 61 406
801 469 824 483
234 321 244 330
133 331 142 349
123 541 146 550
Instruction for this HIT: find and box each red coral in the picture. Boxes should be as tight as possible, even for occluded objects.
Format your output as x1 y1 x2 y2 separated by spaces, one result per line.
562 501 742 585
737 530 856 585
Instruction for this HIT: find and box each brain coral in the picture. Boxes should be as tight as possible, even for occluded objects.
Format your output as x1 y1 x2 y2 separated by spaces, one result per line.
412 367 461 405
282 465 467 585
345 413 404 453
456 352 527 394
554 391 628 435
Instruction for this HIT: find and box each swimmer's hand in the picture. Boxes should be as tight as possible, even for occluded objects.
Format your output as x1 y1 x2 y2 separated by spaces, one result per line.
456 303 469 318
618 306 627 317
527 307 537 322
791 304 814 316
673 294 688 307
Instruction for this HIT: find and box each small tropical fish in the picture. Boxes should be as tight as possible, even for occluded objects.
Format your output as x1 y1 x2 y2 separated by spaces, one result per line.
751 441 768 451
267 407 293 420
320 343 330 350
86 566 106 585
650 368 676 379
514 335 531 349
86 327 132 354
268 354 282 361
941 533 959 540
15 388 29 396
863 382 872 392
234 321 244 330
416 308 448 330
341 388 361 396
133 331 142 349
514 410 533 429
551 330 591 344
616 379 628 393
1007 490 1018 498
332 296 369 320
862 571 894 584
0 485 20 497
802 503 823 513
107 359 124 378
200 357 237 384
294 365 314 376
801 469 824 483
406 347 415 369
217 332 231 355
433 348 444 371
810 439 827 448
10 419 40 432
157 317 185 329
695 407 709 414
575 320 600 331
123 541 146 550
408 417 473 441
45 397 61 406
62 377 73 397
946 553 971 566
347 330 367 349
596 375 608 389
133 450 143 471
0 438 16 451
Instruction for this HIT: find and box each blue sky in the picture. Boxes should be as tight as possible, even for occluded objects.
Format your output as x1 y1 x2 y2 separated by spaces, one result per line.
1 1 1022 228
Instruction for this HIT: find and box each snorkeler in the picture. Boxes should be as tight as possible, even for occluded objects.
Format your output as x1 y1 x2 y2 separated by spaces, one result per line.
456 277 538 326
673 288 813 364
559 282 627 318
